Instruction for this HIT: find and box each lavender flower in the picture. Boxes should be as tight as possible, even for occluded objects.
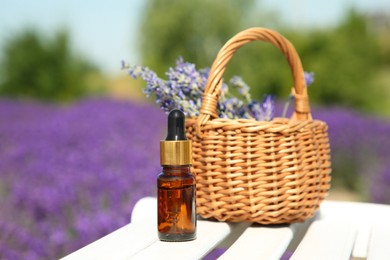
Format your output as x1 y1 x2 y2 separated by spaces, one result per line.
304 71 315 86
124 64 165 98
2 97 390 258
122 57 207 117
261 95 274 121
281 71 315 117
219 98 246 119
0 99 165 258
229 76 251 102
122 57 275 121
314 105 390 202
247 95 275 121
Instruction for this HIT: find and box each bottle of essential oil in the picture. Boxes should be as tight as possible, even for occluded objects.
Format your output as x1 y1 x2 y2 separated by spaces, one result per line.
158 109 196 242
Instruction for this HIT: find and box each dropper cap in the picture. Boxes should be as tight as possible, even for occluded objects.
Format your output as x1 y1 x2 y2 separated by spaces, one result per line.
160 109 192 165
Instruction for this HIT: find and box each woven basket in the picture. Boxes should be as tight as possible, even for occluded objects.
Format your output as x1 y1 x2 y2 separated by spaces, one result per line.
185 27 331 224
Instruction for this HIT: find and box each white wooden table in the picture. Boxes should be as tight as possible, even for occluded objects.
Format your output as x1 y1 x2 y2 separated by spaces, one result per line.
62 197 390 260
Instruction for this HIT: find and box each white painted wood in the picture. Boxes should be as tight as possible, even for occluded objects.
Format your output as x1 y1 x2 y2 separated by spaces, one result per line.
290 220 357 260
63 197 240 259
320 201 390 223
130 220 239 260
218 225 293 260
319 201 390 259
131 197 157 223
367 224 390 260
62 197 159 260
62 198 390 260
60 220 156 260
352 223 372 259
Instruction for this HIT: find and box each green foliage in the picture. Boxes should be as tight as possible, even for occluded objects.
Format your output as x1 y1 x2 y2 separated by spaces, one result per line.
0 29 98 102
139 2 390 116
139 0 260 74
291 10 387 113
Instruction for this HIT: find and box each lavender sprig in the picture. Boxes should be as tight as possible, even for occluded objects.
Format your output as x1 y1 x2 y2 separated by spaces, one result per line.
230 76 251 103
122 57 275 121
122 57 207 117
281 71 315 118
304 71 315 86
247 95 274 121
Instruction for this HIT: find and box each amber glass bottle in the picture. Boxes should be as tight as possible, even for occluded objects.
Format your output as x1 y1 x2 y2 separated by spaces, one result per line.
158 109 196 241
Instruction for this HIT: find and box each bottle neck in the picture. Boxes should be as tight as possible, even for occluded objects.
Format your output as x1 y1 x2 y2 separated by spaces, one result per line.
162 165 191 176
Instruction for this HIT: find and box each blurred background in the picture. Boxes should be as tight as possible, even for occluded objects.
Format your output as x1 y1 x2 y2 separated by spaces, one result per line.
1 0 390 258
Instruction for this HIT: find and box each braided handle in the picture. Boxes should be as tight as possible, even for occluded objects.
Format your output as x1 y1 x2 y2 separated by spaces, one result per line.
196 27 312 132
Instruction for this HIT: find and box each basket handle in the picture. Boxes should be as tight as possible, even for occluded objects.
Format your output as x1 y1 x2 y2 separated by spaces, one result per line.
196 27 312 133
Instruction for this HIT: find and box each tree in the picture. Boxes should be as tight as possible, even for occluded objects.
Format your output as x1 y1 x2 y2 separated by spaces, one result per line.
0 29 98 102
291 9 386 113
138 0 313 101
138 2 389 116
139 0 257 71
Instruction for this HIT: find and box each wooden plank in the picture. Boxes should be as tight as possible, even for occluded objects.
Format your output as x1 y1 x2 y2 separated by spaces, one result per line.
129 196 251 259
62 197 159 259
218 225 293 260
61 220 157 260
62 196 241 260
62 199 390 260
367 224 390 260
130 220 244 260
351 223 371 260
320 201 390 259
290 220 357 260
131 197 157 223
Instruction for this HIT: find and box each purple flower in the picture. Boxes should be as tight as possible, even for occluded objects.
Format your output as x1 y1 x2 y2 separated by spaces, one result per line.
247 95 274 121
120 60 127 70
261 95 274 121
230 76 251 102
304 71 314 86
0 98 165 258
123 57 276 120
219 98 246 119
123 57 208 117
2 95 390 259
281 71 314 117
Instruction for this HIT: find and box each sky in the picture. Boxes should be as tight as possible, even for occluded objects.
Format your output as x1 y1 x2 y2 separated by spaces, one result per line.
1 0 389 75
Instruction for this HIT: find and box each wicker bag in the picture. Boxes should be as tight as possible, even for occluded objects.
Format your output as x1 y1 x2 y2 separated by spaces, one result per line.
185 27 332 224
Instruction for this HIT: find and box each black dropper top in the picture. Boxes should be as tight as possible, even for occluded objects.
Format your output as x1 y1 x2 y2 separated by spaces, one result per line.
166 109 187 141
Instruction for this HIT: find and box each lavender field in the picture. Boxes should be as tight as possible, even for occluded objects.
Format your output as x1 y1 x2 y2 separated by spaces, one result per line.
316 106 390 203
1 98 390 259
0 99 165 259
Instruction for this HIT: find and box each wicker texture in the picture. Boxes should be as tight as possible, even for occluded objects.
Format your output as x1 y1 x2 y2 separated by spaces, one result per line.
186 27 331 224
